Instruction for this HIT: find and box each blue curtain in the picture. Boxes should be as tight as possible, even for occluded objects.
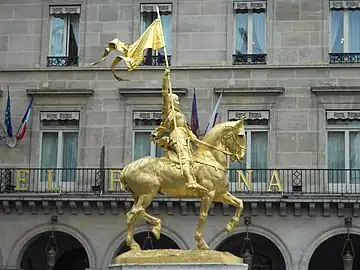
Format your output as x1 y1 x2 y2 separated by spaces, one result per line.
134 132 151 160
62 132 78 182
350 131 360 183
349 10 360 53
141 12 153 32
235 12 248 54
160 14 171 54
251 132 268 183
252 12 265 54
327 132 345 183
41 132 58 182
330 10 344 53
50 15 65 56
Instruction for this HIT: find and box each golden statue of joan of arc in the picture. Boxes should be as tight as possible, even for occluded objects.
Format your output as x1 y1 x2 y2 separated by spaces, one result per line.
150 69 208 193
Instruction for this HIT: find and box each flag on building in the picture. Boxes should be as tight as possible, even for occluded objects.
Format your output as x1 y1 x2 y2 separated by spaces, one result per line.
16 97 34 141
4 89 13 138
91 18 165 80
190 89 199 137
203 92 223 136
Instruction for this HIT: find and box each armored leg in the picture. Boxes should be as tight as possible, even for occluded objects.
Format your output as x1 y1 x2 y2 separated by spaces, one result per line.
183 162 208 192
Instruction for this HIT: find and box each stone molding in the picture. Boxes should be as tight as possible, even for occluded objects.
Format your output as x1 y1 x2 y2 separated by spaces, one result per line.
208 224 293 270
0 199 359 218
7 223 97 268
311 85 360 95
118 88 188 97
26 89 95 97
214 87 285 95
298 225 360 270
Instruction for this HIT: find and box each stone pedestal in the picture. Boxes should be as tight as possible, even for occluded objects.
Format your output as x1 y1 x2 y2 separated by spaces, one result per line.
109 249 248 270
109 262 248 270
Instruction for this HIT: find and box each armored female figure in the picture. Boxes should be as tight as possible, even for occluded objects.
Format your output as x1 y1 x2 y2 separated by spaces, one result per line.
151 69 207 193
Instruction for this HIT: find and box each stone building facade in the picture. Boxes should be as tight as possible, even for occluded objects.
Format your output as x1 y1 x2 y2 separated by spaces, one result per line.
1 0 360 269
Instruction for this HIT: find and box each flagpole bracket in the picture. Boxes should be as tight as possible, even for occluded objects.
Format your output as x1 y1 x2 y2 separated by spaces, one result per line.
6 137 17 149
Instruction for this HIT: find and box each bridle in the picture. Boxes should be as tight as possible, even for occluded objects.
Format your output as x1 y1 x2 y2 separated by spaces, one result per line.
192 130 246 158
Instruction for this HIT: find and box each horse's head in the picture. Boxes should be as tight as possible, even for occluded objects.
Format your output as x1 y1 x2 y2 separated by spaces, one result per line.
222 118 246 162
201 118 246 162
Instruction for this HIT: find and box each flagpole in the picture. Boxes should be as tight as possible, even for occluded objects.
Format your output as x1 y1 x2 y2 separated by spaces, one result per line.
0 123 7 138
15 96 33 137
156 6 183 176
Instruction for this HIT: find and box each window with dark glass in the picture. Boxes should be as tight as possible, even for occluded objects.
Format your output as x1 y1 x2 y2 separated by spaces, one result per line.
48 6 80 67
233 1 267 65
140 3 172 66
329 1 360 63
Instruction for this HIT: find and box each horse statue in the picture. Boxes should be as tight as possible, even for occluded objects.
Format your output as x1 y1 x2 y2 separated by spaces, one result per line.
120 118 246 251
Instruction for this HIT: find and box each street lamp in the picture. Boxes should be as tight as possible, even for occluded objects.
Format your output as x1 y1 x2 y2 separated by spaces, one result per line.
342 218 355 270
45 215 58 270
241 216 254 269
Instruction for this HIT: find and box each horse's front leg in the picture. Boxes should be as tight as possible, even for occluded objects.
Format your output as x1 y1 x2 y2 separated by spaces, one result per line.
215 191 243 233
195 191 215 250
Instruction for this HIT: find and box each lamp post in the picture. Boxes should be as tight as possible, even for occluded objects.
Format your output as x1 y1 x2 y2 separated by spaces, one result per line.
342 218 355 270
45 215 58 270
241 216 254 269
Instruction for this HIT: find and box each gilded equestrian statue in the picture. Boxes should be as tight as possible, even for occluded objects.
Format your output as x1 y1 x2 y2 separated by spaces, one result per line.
120 69 247 250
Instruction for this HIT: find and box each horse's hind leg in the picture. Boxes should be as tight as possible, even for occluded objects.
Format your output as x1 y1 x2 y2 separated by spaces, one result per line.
195 191 215 250
126 197 142 250
215 191 243 233
126 193 160 250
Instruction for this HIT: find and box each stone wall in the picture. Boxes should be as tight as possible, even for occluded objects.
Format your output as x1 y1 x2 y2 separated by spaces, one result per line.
0 0 329 67
0 0 359 169
0 201 356 270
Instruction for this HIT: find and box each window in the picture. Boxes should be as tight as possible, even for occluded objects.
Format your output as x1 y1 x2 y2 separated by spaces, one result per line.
133 111 165 160
233 1 266 65
329 1 360 63
140 3 172 66
40 112 79 184
228 111 269 187
326 111 360 185
48 5 80 67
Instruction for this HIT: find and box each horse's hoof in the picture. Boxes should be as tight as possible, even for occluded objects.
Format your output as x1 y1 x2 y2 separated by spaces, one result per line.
197 241 210 250
130 243 141 251
152 226 161 240
226 222 233 233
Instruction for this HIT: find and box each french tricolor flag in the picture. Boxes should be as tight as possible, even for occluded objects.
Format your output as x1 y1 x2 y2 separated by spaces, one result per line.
16 97 33 141
203 92 223 136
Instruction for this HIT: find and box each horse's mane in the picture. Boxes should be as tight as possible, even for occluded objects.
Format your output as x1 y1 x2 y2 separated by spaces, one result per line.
201 121 239 143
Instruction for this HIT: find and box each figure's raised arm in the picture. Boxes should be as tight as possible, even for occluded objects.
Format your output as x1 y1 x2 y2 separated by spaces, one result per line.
162 68 171 118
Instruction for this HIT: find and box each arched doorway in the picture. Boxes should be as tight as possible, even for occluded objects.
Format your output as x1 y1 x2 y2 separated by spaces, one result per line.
20 231 89 270
309 233 360 270
116 231 181 255
216 233 286 270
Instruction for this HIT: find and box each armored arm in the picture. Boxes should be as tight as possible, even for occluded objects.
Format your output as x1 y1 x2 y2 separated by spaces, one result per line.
162 68 171 119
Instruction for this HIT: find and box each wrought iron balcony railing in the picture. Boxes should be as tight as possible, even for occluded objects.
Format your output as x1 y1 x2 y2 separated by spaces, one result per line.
329 53 360 64
47 56 79 67
1 168 360 197
142 54 171 66
232 54 267 65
